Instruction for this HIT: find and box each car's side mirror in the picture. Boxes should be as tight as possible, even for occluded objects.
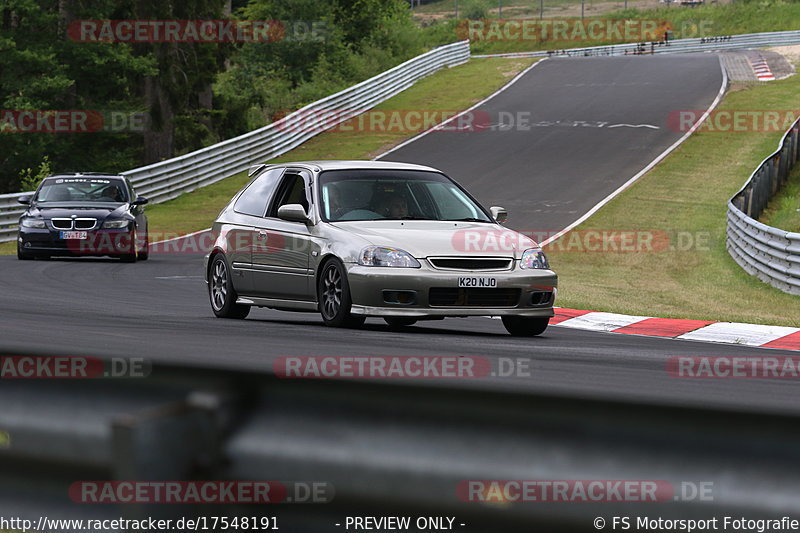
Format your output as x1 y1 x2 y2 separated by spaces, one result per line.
277 203 310 224
132 196 149 205
17 196 31 205
490 206 508 224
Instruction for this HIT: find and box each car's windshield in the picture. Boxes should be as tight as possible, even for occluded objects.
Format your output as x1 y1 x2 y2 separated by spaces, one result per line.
318 169 492 222
35 178 128 203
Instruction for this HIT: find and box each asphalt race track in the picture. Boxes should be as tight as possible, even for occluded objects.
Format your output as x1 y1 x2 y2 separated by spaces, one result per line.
382 54 725 234
1 253 799 415
3 54 790 414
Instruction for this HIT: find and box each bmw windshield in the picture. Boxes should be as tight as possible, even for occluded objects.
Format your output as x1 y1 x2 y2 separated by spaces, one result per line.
318 169 493 223
34 178 129 204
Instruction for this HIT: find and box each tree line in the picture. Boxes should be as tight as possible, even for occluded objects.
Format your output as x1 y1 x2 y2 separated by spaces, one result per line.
0 0 450 193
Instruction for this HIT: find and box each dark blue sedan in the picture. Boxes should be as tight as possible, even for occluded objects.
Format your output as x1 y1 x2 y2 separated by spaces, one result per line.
17 173 149 261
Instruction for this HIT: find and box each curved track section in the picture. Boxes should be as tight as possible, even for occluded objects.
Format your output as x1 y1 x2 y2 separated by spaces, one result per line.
382 54 724 233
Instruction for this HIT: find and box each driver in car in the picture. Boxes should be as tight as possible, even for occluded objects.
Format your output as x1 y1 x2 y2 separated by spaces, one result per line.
379 194 408 218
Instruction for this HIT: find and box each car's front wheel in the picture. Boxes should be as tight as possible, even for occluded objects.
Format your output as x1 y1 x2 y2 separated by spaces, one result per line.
384 317 417 328
502 316 549 337
137 234 149 261
318 260 365 328
17 242 32 261
120 230 138 263
209 254 250 319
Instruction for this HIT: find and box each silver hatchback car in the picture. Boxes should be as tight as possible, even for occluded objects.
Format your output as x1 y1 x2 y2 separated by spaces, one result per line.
204 161 557 336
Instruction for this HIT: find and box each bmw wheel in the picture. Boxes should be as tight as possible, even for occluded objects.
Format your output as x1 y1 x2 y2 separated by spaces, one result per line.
17 243 33 260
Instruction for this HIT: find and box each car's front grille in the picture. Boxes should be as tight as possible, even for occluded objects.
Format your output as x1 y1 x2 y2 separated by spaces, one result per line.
429 257 512 271
50 218 73 230
429 288 520 307
74 218 97 230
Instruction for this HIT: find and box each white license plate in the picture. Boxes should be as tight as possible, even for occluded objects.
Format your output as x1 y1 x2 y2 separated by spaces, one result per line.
60 231 88 240
458 277 497 288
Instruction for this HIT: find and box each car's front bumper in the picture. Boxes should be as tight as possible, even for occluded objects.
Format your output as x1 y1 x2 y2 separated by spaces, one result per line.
18 227 135 256
345 263 557 318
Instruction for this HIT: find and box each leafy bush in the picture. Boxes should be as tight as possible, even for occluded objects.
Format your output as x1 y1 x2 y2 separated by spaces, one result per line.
19 156 52 192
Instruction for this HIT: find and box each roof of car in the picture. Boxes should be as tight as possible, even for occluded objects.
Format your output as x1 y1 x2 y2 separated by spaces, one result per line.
263 160 443 173
45 173 125 180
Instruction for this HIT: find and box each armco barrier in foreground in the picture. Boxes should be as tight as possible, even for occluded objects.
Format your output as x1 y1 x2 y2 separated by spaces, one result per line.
0 41 469 244
472 29 800 58
727 117 800 295
2 360 800 529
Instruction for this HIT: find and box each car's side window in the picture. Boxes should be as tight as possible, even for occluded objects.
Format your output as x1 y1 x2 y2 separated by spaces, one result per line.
234 168 285 217
268 173 310 217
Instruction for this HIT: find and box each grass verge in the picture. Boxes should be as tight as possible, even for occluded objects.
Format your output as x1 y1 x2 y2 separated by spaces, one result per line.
0 57 534 255
546 69 800 326
761 164 800 233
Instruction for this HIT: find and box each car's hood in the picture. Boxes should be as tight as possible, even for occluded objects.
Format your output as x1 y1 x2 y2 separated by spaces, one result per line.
29 203 127 219
330 220 538 258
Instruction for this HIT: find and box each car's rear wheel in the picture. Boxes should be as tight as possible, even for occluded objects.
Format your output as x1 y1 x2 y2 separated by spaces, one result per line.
384 317 417 328
209 255 250 319
502 316 549 337
318 260 365 328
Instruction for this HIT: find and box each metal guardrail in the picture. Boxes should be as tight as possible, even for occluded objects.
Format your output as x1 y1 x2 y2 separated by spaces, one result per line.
472 29 800 58
0 41 470 244
727 117 800 296
3 362 800 529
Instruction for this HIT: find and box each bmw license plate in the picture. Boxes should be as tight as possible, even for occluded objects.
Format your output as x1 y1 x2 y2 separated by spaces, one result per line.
458 277 497 288
60 231 88 240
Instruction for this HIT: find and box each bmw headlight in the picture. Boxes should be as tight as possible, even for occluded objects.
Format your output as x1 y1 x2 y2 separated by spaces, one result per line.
359 246 421 268
20 218 46 229
102 219 130 229
520 248 549 269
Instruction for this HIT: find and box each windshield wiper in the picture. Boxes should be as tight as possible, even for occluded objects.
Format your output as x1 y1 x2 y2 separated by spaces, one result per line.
384 216 429 220
448 217 492 223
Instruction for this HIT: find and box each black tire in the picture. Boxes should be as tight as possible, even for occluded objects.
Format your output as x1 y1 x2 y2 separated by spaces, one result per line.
502 316 549 337
318 259 365 328
209 254 250 319
384 317 417 328
17 243 32 261
137 238 149 260
120 230 137 263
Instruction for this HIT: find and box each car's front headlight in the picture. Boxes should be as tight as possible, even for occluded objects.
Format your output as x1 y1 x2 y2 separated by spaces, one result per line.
359 246 421 268
102 219 130 229
20 218 46 229
520 248 549 269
